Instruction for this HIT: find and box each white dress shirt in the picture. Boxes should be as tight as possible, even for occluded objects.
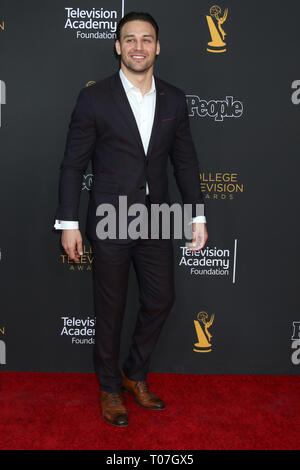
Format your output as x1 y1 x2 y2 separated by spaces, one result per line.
54 69 206 230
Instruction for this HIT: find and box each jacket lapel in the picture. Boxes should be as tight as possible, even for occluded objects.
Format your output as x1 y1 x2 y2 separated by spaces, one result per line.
109 71 164 159
110 72 145 157
146 75 163 158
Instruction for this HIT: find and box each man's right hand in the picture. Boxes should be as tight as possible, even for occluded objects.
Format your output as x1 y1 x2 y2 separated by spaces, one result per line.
61 229 83 262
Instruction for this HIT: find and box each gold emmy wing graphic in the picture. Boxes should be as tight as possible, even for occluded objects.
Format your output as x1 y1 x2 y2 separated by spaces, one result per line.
206 5 228 53
193 311 215 353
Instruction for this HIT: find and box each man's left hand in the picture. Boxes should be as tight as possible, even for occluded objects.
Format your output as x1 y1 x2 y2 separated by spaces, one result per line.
188 223 208 251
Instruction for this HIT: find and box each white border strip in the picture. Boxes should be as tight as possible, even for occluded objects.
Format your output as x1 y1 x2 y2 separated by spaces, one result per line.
232 238 237 284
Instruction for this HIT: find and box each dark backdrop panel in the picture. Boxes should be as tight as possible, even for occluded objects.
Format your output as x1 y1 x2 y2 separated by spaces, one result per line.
1 0 299 374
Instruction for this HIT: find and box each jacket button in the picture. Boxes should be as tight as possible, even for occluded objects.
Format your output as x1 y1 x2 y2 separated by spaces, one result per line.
139 185 145 190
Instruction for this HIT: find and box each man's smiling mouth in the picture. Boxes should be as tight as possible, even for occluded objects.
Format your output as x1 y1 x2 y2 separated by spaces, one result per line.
131 55 146 60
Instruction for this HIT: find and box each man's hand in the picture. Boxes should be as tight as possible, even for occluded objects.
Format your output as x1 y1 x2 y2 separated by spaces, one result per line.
61 229 83 262
187 223 208 251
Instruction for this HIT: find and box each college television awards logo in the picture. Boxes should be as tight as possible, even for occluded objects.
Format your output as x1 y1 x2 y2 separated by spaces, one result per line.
206 5 228 53
186 95 243 121
60 244 93 271
0 325 6 365
291 321 300 365
64 6 119 39
200 172 244 200
0 80 6 128
193 311 214 353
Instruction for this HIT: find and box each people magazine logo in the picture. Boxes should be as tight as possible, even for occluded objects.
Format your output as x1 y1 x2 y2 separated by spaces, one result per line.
186 95 243 122
63 4 123 40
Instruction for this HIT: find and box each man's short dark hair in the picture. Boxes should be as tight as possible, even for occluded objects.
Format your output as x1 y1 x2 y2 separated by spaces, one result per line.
116 11 159 42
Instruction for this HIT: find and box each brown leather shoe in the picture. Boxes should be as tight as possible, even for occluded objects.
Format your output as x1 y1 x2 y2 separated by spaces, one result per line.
121 370 165 410
100 391 128 427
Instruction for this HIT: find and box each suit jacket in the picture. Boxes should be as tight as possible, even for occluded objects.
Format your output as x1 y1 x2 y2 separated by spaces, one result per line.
55 71 205 242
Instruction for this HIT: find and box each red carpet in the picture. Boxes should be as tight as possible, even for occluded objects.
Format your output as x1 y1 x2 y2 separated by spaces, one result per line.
1 371 300 450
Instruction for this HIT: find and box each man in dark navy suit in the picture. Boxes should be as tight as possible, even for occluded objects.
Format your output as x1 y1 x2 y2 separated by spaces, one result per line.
54 11 208 427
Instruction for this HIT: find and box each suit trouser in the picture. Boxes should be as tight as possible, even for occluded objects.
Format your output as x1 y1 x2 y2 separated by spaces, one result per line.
90 233 175 393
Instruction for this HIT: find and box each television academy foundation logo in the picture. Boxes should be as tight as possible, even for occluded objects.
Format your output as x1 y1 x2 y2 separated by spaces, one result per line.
193 311 215 352
0 325 6 365
60 316 96 345
206 5 228 53
186 95 243 121
179 239 238 283
64 7 119 39
0 19 4 31
291 321 300 365
200 171 244 200
0 80 6 128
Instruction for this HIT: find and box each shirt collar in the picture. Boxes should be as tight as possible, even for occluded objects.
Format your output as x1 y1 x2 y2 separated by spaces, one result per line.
119 68 155 95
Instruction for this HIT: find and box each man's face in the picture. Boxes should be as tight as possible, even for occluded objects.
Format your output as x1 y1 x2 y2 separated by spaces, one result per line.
115 20 160 74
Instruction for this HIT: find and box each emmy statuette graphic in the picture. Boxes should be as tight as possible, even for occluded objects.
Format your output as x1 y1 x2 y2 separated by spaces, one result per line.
206 5 228 53
193 311 215 353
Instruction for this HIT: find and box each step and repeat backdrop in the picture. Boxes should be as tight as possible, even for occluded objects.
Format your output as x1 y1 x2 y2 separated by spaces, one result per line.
1 0 299 375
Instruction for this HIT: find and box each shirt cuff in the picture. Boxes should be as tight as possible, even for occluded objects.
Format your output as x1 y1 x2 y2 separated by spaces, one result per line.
189 215 206 224
54 220 79 230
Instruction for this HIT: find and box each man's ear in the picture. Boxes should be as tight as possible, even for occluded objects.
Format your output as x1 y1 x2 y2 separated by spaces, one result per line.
156 40 160 56
115 40 121 56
